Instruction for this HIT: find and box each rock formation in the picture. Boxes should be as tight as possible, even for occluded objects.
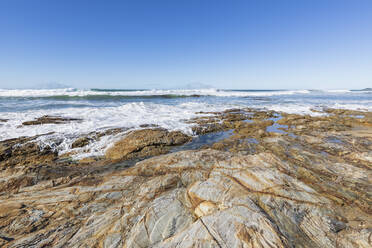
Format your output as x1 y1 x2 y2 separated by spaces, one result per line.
0 108 371 247
105 128 192 162
22 115 82 126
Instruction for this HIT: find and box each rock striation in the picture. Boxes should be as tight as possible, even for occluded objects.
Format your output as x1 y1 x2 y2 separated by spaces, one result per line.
0 108 371 247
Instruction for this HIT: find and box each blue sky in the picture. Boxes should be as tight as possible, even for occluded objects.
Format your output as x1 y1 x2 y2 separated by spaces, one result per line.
0 0 371 89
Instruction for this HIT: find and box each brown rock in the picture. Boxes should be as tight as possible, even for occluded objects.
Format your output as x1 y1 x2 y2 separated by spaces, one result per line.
71 137 91 148
0 136 57 169
191 123 225 135
105 128 191 161
22 115 82 126
0 108 371 247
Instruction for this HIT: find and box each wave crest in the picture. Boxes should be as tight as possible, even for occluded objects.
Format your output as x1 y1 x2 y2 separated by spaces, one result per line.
0 88 312 98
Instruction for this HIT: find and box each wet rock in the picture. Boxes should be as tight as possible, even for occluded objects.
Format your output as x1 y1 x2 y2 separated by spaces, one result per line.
0 136 57 169
139 124 160 128
70 128 126 150
71 137 91 148
22 115 82 126
105 128 192 161
192 123 225 135
95 127 125 137
189 109 253 135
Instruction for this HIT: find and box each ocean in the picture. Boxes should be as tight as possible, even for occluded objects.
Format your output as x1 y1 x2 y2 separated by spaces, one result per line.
0 88 371 159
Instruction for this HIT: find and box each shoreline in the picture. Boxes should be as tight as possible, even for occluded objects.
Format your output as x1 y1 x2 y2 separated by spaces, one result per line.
0 108 371 247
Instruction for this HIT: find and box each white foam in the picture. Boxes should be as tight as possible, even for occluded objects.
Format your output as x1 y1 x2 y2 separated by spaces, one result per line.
0 88 78 97
261 104 326 116
327 103 371 111
320 89 372 94
0 101 234 159
1 88 370 159
323 89 352 93
0 88 311 97
258 102 372 116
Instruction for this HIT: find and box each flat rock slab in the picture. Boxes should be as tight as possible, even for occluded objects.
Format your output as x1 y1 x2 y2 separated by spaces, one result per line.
22 115 82 125
0 149 370 247
105 128 192 161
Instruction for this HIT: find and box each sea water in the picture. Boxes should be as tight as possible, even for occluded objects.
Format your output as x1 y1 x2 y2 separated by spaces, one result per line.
0 88 371 158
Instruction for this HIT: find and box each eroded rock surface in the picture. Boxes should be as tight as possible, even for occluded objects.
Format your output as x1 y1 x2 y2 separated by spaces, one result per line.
70 128 125 149
0 109 371 247
105 128 192 161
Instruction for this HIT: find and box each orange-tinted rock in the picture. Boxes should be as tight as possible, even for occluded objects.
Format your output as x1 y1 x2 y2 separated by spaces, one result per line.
105 128 191 161
0 108 371 247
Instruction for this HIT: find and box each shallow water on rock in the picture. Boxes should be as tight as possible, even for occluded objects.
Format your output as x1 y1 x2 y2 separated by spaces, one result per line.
245 138 259 144
327 137 343 144
266 123 289 134
171 130 234 152
108 130 235 171
350 115 365 119
266 114 289 134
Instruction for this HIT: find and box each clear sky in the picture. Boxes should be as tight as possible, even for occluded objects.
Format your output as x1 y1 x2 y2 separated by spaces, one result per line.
0 0 371 89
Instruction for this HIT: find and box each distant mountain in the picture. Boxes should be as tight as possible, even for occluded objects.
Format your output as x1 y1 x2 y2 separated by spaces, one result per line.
33 82 71 89
183 83 213 89
352 88 372 91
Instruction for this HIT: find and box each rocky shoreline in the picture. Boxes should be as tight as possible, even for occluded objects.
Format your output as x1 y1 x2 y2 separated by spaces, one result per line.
0 108 371 247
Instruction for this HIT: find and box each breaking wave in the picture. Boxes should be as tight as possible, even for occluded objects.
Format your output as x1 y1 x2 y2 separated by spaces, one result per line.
0 88 312 98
